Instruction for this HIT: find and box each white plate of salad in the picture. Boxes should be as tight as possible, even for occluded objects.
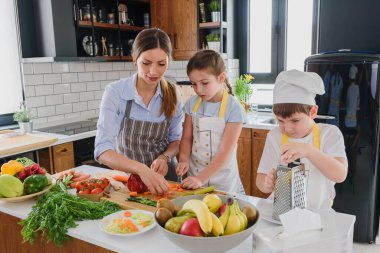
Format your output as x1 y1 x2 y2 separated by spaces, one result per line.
99 210 156 236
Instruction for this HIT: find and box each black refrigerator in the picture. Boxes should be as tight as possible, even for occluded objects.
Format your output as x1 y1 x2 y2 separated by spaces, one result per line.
305 51 380 243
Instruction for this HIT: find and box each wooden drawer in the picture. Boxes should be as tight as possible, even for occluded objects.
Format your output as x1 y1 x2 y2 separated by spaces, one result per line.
52 142 75 173
239 128 252 139
252 129 268 139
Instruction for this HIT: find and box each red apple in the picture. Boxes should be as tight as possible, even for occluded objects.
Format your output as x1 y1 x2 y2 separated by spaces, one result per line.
127 174 148 193
179 218 204 237
218 203 227 217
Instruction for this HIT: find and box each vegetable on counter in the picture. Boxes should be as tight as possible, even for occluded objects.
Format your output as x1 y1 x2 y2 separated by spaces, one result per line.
180 185 215 196
127 196 157 207
0 160 24 176
19 175 120 246
0 174 24 197
23 174 48 194
15 157 35 167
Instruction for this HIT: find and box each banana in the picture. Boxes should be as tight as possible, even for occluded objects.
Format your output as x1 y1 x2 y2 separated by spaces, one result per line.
235 201 248 230
218 203 230 229
233 200 246 232
182 199 213 234
210 211 224 236
224 202 241 235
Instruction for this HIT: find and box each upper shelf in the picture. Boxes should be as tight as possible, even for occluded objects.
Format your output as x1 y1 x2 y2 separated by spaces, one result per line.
199 21 227 29
78 21 144 32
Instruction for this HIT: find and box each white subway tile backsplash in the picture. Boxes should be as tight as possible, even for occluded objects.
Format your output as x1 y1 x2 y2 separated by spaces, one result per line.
62 73 78 83
124 62 135 70
93 71 107 81
21 59 239 123
80 91 94 101
73 102 88 112
34 63 52 74
69 62 85 72
56 104 73 114
22 63 33 74
119 71 131 78
99 62 113 71
24 74 43 86
37 106 56 117
26 96 46 107
71 82 87 92
35 85 54 96
78 72 93 82
112 62 124 70
88 100 101 110
54 83 71 94
86 81 100 91
32 117 47 124
65 112 81 119
52 63 69 73
107 71 120 80
24 86 35 97
85 62 100 72
44 74 61 84
46 94 64 105
48 115 65 122
63 93 80 104
94 90 104 100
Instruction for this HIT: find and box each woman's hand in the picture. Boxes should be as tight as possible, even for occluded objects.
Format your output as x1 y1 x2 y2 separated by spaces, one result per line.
181 176 202 190
150 158 168 176
176 161 189 177
139 165 169 195
263 168 277 193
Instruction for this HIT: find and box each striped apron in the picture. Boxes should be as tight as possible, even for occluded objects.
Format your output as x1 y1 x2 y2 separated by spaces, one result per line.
116 100 177 180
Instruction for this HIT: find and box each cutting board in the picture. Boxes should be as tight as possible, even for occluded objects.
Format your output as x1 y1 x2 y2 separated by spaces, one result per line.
0 131 58 156
101 182 225 213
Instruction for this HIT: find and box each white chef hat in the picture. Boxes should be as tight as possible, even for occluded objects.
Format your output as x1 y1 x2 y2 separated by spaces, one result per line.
273 69 325 105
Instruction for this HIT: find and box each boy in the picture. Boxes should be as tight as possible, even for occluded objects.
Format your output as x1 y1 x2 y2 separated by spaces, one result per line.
256 69 348 210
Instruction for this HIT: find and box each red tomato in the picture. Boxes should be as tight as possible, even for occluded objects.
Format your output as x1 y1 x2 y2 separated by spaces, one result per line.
91 188 103 194
79 189 90 194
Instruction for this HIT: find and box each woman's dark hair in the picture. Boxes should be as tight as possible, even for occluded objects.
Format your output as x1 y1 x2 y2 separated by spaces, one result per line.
132 28 177 118
272 103 313 118
186 50 234 95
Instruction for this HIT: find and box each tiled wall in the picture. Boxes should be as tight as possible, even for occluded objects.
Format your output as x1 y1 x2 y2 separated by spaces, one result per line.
22 59 239 124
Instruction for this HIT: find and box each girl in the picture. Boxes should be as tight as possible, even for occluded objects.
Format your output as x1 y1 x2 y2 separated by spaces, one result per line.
94 28 184 195
176 50 246 194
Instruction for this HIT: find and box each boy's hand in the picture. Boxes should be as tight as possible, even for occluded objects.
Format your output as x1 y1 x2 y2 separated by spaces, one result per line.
176 162 189 178
181 176 202 189
280 142 311 164
263 168 276 193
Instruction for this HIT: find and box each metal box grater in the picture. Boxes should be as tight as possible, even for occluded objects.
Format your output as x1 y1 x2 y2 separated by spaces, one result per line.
272 162 308 221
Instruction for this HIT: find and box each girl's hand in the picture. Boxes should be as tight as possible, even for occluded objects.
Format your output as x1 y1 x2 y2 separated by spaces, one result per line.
263 168 276 193
139 165 169 195
150 158 168 176
176 162 189 177
181 176 202 189
280 142 311 164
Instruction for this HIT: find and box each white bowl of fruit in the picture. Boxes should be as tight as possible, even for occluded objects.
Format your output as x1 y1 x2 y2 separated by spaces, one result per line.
154 194 259 253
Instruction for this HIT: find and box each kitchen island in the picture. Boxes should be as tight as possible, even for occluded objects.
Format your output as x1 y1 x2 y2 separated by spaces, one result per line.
0 165 355 253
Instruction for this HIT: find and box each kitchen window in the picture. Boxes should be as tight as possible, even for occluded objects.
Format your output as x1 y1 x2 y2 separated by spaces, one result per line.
248 0 319 84
0 0 24 126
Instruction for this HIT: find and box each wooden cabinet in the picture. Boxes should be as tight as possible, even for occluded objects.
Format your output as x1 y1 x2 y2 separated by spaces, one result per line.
237 128 271 198
252 129 271 198
151 0 198 60
38 142 75 174
237 128 252 195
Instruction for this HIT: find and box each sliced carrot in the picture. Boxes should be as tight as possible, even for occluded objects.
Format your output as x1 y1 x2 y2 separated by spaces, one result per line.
112 174 129 183
129 191 138 197
177 188 183 192
143 191 151 195
124 211 132 217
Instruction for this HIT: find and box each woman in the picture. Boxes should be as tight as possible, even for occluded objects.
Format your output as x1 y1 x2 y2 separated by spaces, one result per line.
94 28 183 195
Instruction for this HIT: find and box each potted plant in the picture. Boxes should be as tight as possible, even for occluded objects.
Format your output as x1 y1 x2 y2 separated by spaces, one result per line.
206 33 220 52
13 102 33 134
234 74 255 112
208 0 221 22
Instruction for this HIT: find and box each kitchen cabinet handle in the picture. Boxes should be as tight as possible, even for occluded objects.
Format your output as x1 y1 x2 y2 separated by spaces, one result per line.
174 33 178 49
253 132 258 137
60 148 68 153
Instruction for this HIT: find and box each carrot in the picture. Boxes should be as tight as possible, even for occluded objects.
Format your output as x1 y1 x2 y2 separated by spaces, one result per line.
72 173 91 182
143 191 151 195
177 188 183 192
129 191 138 197
124 211 132 217
112 174 129 183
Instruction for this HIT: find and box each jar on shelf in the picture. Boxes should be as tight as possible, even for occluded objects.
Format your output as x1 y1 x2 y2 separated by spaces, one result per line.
82 4 97 22
107 13 115 24
108 43 114 56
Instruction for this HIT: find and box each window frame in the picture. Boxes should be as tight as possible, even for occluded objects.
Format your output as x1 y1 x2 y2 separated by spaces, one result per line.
247 0 320 83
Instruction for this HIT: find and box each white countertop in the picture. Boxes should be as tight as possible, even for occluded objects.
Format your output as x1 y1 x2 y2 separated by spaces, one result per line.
0 165 355 253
